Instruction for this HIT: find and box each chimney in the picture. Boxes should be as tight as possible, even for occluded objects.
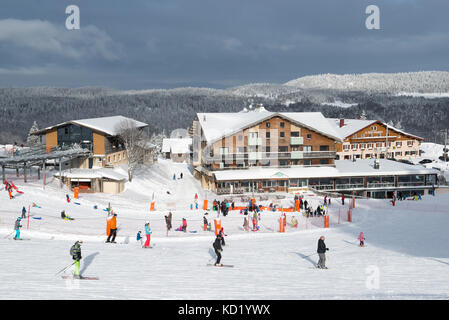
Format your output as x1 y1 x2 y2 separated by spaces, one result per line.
339 118 345 128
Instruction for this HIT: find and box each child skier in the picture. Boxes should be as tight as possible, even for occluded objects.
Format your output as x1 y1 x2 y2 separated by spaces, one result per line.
136 231 143 246
144 222 152 248
203 216 208 231
182 218 187 232
21 207 27 219
70 240 82 278
358 232 365 247
13 217 22 240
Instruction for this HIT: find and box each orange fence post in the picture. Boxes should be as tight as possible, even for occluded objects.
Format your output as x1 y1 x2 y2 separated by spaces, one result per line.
352 197 355 209
324 215 329 228
150 201 155 211
295 200 300 212
203 199 208 210
106 218 111 236
347 209 352 222
214 218 221 235
279 216 285 232
74 187 79 199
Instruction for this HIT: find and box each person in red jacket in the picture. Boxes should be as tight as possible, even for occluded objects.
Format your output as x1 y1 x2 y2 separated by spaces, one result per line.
341 194 345 205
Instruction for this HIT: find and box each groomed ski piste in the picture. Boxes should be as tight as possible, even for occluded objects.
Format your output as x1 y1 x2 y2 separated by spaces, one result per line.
1 157 449 299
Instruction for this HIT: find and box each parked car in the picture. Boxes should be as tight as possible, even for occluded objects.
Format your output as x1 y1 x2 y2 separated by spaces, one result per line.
419 159 433 164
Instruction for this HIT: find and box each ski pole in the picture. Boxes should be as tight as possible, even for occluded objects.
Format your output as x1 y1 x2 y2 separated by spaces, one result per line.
55 262 75 276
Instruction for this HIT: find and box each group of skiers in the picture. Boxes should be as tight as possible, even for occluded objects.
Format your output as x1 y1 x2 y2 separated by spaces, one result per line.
212 199 234 216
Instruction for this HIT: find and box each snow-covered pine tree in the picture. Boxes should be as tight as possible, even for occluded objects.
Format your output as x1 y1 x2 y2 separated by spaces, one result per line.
26 121 40 147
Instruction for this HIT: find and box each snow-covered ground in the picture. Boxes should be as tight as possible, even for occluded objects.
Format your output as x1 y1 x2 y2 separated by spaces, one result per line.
1 159 449 299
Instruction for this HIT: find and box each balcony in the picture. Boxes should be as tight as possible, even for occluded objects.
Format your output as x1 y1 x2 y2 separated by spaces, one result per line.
302 151 336 159
290 137 304 145
291 151 303 159
248 137 262 146
248 152 263 161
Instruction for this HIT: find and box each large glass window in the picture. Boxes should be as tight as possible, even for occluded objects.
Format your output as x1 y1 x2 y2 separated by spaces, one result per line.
57 124 93 148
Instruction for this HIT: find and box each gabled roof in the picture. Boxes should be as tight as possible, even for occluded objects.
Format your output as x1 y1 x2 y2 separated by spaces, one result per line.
329 118 424 141
197 111 343 144
162 138 192 154
32 116 148 137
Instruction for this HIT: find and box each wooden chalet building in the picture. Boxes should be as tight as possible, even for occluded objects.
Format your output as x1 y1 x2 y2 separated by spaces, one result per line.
31 115 151 169
331 118 424 161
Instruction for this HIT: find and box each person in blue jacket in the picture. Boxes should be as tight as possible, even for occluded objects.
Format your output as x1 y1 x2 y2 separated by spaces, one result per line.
14 217 22 240
21 207 27 219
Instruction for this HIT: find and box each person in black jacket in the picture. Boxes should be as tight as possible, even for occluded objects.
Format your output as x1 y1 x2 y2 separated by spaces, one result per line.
213 234 223 266
317 236 329 269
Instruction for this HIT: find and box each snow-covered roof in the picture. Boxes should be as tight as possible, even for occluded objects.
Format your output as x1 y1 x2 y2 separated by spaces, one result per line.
162 138 192 154
55 168 126 181
197 111 343 144
212 159 438 181
32 116 148 137
329 118 424 140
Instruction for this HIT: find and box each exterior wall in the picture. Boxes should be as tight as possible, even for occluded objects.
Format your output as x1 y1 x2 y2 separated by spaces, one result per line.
336 122 422 160
171 153 189 163
46 129 58 149
206 115 337 170
105 150 128 167
93 132 106 155
103 180 125 194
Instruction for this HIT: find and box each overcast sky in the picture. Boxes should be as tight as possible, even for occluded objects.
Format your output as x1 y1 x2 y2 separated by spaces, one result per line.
0 0 448 89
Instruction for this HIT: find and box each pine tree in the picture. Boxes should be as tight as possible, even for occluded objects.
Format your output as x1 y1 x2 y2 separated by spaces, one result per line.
26 121 40 147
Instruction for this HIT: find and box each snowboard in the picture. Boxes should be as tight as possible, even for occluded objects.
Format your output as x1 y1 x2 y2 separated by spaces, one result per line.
207 264 234 268
62 275 99 280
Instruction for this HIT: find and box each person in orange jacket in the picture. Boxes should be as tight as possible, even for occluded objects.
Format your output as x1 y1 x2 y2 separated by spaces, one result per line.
106 213 117 243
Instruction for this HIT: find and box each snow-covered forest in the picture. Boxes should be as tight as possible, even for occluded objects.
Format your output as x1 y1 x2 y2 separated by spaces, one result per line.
1 71 448 145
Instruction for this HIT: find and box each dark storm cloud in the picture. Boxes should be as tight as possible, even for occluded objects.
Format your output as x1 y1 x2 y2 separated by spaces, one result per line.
0 0 448 89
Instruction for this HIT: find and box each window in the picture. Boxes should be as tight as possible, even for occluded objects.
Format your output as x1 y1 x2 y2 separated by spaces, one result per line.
396 141 402 147
303 159 312 165
306 134 312 140
291 131 300 137
266 132 270 138
371 126 377 130
407 140 413 147
238 135 243 141
376 142 382 148
278 146 288 152
320 159 329 165
280 132 285 138
266 123 270 128
319 145 329 151
368 143 373 149
219 147 229 155
395 151 402 156
303 146 312 152
280 122 285 128
343 145 350 150
360 143 365 149
265 146 271 152
279 160 287 166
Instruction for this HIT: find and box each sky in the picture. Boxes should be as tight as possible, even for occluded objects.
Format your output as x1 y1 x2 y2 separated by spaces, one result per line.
0 0 448 89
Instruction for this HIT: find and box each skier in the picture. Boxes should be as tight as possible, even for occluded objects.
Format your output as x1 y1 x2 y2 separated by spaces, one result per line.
203 216 208 231
213 234 223 266
291 216 298 228
180 172 183 179
166 212 173 231
341 194 345 205
66 194 70 203
143 221 152 248
358 232 365 247
317 236 329 269
173 173 176 180
13 217 22 240
218 227 226 246
61 210 74 220
106 213 117 243
181 218 187 232
70 240 82 278
136 231 143 246
243 216 249 231
21 206 27 219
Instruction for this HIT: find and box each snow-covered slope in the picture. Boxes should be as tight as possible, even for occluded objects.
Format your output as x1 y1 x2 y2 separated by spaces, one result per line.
1 159 449 299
